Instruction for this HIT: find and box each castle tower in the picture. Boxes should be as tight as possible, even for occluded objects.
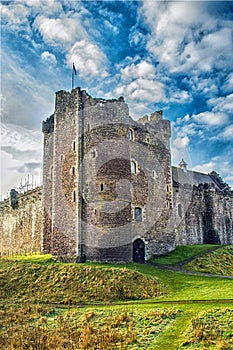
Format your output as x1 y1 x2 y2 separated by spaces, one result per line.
42 88 175 262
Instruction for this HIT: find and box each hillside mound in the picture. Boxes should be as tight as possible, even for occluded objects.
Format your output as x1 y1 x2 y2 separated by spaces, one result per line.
185 245 233 276
0 259 163 304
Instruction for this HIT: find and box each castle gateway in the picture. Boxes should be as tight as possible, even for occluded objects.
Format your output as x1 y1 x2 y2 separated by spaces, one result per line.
42 88 233 262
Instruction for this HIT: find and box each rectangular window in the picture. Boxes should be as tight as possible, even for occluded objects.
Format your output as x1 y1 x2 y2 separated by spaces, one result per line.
72 167 75 175
73 141 76 151
134 207 142 221
73 191 76 202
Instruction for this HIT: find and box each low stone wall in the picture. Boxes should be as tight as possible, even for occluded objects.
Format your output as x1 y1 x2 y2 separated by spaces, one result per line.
0 187 43 256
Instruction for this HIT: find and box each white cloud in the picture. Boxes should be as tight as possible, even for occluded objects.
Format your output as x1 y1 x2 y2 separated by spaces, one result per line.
120 61 156 81
41 51 57 65
173 136 190 149
220 125 233 140
208 93 233 115
140 1 232 77
0 3 29 25
35 15 87 46
193 162 215 174
67 40 109 78
193 111 228 126
222 73 233 93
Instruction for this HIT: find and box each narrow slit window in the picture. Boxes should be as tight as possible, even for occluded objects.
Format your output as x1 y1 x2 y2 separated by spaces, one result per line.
72 167 75 175
73 191 76 202
178 204 182 217
100 183 104 191
73 141 76 151
50 166 53 180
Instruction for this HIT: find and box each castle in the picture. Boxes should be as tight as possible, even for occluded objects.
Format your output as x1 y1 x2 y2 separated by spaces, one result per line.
0 88 232 261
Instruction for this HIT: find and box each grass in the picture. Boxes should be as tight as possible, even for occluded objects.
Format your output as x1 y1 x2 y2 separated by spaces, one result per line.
1 246 233 349
151 244 220 265
0 258 163 304
185 245 233 276
180 308 233 349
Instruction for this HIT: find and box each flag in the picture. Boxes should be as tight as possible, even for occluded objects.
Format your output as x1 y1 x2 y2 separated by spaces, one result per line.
73 63 77 75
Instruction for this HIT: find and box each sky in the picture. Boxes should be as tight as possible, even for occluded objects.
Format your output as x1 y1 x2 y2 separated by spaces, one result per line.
1 0 233 198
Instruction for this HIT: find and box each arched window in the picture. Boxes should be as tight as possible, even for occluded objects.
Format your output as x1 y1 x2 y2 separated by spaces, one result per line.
129 129 134 141
131 160 137 174
178 204 182 217
134 207 142 221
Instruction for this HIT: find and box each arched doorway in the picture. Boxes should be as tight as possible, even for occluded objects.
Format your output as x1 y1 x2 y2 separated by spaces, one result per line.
133 239 145 263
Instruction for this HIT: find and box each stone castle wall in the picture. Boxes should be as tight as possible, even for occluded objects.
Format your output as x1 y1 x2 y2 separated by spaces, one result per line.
173 183 233 245
0 187 42 256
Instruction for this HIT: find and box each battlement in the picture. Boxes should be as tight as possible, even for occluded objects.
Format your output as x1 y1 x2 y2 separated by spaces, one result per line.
42 115 54 134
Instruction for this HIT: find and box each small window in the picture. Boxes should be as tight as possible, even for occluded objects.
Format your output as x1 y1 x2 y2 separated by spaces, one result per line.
129 129 134 141
73 141 76 151
100 184 104 191
134 207 142 221
91 149 96 158
50 166 53 180
166 200 170 209
131 160 137 174
166 185 171 193
72 167 75 175
178 204 182 217
60 155 63 161
73 191 76 202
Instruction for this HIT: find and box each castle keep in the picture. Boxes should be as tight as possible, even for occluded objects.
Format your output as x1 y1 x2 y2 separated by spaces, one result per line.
1 88 232 260
41 88 233 262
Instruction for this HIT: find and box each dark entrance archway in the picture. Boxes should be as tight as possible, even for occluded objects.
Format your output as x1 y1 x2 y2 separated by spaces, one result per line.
133 239 145 263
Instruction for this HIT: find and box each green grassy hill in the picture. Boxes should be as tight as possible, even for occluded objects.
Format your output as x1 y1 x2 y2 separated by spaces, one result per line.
0 246 233 350
0 257 162 304
185 245 233 276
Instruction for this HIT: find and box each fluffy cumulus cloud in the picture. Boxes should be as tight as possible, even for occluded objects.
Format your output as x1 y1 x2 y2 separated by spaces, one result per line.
41 51 57 65
34 15 87 46
67 40 109 78
220 125 233 140
140 1 233 76
193 111 228 126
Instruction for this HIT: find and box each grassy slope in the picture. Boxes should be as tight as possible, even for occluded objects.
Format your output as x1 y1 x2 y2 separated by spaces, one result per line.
0 257 162 304
185 245 233 276
1 247 233 349
151 244 220 265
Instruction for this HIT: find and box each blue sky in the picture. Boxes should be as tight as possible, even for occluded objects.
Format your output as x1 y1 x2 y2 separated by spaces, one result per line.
1 0 233 197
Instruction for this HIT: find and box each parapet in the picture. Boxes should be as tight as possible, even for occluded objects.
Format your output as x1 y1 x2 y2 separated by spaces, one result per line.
138 110 163 124
42 115 54 134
